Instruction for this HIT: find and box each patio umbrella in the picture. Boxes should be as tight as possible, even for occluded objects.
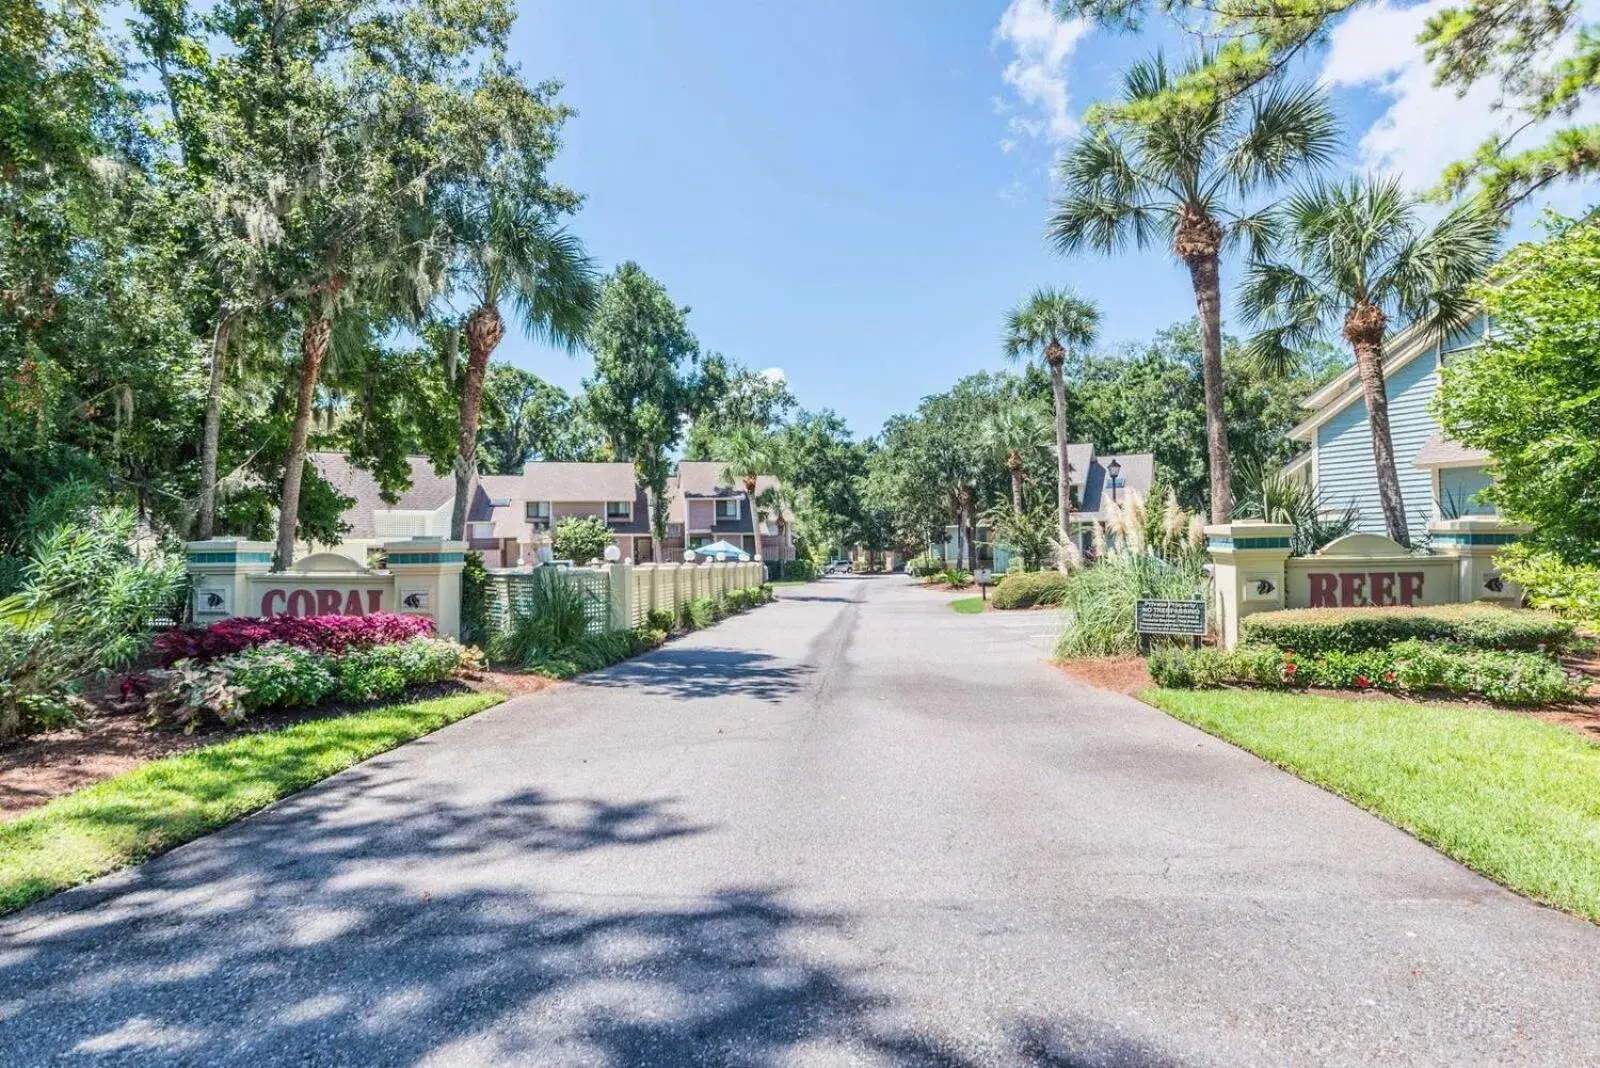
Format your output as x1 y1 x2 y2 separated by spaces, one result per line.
692 540 746 560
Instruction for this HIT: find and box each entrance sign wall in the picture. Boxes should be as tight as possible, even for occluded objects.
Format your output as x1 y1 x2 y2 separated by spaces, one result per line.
185 537 467 639
1206 516 1531 648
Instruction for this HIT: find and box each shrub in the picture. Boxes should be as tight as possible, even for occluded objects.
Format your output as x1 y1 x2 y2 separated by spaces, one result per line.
1149 640 1579 706
682 598 716 630
1 506 187 738
147 636 470 731
489 568 590 667
156 612 436 665
1499 546 1600 629
991 570 1071 610
646 608 676 633
931 568 972 588
460 551 490 648
777 558 817 582
907 554 943 578
1055 551 1207 658
1241 604 1575 656
550 515 615 564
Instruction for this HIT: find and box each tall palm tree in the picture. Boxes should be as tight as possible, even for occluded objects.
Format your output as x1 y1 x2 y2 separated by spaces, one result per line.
982 403 1054 514
1003 288 1099 569
719 426 774 557
444 197 598 540
1239 176 1497 546
1049 53 1340 523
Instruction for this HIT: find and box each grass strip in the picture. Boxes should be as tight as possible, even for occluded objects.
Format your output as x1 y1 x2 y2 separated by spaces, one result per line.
0 691 504 915
949 596 987 615
1146 687 1600 923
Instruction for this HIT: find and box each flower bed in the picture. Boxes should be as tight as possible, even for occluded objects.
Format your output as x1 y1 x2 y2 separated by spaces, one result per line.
154 612 436 665
143 635 473 731
1148 639 1582 706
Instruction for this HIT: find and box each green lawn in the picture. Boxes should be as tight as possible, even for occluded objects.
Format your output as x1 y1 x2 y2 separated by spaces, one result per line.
949 596 987 615
0 690 503 915
1147 687 1600 923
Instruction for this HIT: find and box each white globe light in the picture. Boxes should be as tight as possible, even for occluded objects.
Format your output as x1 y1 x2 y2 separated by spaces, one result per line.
603 544 622 562
683 549 696 562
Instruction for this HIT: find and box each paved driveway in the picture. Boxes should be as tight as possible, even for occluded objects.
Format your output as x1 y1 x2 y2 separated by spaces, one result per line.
2 576 1598 1065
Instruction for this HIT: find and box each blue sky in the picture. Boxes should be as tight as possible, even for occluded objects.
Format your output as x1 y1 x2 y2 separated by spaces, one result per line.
500 0 1591 439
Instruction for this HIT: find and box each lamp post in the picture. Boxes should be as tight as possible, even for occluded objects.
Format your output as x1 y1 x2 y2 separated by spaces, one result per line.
1106 458 1122 504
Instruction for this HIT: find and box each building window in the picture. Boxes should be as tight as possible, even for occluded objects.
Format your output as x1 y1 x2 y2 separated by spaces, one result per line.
526 501 550 528
715 498 741 520
606 500 633 520
469 522 494 540
667 523 683 537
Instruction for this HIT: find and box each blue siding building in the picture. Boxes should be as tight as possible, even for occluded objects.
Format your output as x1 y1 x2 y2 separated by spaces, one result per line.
1287 315 1497 536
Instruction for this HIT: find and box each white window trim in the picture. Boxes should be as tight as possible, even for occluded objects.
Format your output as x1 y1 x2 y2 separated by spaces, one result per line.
715 498 742 519
606 500 633 520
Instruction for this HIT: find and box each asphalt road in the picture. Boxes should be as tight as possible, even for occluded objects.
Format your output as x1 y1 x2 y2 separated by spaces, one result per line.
3 575 1598 1066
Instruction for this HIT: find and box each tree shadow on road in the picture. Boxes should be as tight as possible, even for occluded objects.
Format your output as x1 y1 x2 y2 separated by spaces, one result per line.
0 772 1196 1067
577 647 813 704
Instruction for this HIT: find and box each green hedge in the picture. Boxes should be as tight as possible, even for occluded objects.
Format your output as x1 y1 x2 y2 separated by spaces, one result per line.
991 570 1070 610
1241 604 1576 655
1149 639 1581 706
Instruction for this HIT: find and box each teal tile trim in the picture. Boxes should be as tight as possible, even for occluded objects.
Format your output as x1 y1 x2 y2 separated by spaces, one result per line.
387 551 466 565
188 551 273 565
1207 536 1292 551
1432 532 1520 546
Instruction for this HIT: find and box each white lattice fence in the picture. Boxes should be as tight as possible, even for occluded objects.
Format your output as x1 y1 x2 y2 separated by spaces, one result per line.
485 568 612 637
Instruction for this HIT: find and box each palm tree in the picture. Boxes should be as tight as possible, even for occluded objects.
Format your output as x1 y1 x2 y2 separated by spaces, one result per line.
444 197 598 540
982 403 1054 515
1049 53 1339 524
1003 288 1099 569
719 426 774 557
1238 176 1497 546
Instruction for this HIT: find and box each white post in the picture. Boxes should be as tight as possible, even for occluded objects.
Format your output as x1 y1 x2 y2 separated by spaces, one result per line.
382 537 469 639
184 539 274 620
605 561 634 632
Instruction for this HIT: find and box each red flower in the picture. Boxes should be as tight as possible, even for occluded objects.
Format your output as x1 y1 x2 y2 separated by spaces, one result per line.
1284 663 1297 675
1383 672 1396 684
1356 675 1370 688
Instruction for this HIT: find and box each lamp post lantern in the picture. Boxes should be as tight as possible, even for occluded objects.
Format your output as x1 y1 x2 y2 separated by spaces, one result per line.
1106 458 1122 504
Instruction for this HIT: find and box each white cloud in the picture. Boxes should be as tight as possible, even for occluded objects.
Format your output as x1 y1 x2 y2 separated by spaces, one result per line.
1322 0 1600 199
993 0 1091 147
759 367 786 383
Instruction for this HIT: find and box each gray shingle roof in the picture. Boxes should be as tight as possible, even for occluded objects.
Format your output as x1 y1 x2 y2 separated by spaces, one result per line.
1413 434 1490 468
309 452 453 538
1074 452 1156 521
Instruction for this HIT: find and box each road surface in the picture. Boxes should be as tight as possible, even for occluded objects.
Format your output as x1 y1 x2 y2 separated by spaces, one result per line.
2 575 1597 1065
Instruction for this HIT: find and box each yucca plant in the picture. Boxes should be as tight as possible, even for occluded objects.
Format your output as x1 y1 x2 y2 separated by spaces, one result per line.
489 568 592 667
1233 458 1358 557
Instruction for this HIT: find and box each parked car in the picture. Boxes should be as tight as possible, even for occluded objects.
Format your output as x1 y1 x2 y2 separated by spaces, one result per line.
824 560 852 575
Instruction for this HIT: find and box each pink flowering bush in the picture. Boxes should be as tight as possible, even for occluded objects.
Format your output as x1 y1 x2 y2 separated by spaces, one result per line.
155 613 435 666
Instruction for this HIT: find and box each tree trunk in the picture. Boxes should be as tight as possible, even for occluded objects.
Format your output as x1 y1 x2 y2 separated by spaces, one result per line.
1183 250 1233 524
964 488 977 572
275 309 332 570
195 314 235 540
1008 451 1024 515
1346 306 1410 546
450 305 506 541
1048 354 1073 571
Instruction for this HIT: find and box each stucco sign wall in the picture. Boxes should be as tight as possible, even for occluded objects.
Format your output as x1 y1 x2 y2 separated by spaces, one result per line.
1204 519 1530 648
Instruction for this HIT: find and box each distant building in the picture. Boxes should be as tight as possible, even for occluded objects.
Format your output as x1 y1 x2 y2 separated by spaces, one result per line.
934 444 1156 568
1284 314 1496 531
307 454 795 567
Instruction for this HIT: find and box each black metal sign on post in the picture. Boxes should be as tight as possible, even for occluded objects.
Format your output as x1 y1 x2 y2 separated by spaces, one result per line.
1135 598 1205 654
975 569 992 602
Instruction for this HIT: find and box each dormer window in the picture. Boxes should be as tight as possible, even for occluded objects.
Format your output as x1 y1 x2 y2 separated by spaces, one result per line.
606 500 633 520
715 498 741 520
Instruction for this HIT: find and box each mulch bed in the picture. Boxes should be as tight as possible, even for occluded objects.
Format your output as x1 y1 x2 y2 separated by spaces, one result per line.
0 670 548 822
